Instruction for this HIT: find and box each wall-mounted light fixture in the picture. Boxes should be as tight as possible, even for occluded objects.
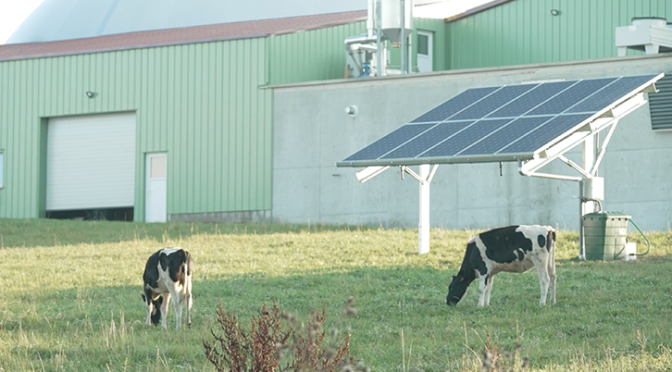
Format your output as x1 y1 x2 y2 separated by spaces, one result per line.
86 91 95 98
550 9 560 16
345 105 359 117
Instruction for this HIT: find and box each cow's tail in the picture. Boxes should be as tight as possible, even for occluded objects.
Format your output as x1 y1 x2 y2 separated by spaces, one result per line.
183 250 192 276
181 250 192 294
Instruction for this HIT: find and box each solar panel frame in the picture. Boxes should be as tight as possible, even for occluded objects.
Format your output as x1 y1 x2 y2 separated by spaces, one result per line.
337 73 663 168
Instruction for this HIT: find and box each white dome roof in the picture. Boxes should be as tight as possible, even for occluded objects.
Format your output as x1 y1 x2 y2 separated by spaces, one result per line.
8 0 367 44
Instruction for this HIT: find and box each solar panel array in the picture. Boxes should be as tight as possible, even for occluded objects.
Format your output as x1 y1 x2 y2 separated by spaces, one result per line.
338 74 661 167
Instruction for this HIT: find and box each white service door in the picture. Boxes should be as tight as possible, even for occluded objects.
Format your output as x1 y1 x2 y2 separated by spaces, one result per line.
417 31 433 73
46 113 136 210
145 153 167 222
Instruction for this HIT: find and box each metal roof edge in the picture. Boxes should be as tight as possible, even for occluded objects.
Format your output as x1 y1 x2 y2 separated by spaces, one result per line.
269 16 367 36
0 34 269 62
444 0 516 23
0 10 367 62
265 53 672 90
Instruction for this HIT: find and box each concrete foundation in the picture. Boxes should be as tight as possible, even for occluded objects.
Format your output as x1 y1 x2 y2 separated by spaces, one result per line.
169 210 272 223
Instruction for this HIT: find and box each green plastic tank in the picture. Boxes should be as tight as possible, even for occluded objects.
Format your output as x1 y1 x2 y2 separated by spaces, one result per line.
583 212 630 261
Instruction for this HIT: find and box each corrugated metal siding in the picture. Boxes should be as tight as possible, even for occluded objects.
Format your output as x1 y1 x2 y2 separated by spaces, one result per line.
649 72 672 130
447 0 672 69
269 22 366 85
0 38 272 220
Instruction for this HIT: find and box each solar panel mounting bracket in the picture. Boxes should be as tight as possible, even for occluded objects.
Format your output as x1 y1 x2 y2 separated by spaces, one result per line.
519 117 623 180
356 166 390 183
401 164 439 185
643 83 659 94
519 90 650 180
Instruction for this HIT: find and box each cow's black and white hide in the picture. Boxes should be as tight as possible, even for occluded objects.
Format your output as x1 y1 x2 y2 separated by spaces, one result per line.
142 248 193 329
446 225 556 307
140 293 163 325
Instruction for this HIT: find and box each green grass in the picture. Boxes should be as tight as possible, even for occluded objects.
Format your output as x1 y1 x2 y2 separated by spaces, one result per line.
1 219 671 372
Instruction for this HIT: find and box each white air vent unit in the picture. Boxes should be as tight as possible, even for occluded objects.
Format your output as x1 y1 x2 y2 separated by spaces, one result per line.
616 17 672 56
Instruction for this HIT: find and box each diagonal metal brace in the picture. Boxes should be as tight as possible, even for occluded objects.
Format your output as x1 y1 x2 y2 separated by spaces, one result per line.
401 164 439 185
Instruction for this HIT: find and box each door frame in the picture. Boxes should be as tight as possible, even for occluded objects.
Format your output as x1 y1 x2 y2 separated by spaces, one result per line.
145 152 167 222
417 30 434 73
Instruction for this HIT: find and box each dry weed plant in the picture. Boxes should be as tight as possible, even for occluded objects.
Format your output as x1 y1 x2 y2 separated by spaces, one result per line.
203 298 366 372
478 330 528 372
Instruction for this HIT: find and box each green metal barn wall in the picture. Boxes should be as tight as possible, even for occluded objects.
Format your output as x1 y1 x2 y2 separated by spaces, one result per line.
0 38 272 220
268 22 367 84
267 21 447 82
446 0 672 69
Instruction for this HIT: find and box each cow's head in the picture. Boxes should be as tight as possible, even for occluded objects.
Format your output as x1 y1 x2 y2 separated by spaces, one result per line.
141 293 163 325
446 273 470 306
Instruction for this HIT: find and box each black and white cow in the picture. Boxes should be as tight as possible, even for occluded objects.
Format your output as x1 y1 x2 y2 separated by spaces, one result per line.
446 225 556 307
142 248 193 329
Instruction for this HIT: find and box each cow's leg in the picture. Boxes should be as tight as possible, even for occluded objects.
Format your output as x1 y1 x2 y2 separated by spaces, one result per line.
143 293 153 326
483 275 495 307
532 257 550 306
477 275 489 307
548 247 557 305
168 286 182 330
183 275 192 328
160 292 171 329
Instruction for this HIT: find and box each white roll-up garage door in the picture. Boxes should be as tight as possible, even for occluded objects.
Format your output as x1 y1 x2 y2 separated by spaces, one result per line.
46 113 136 210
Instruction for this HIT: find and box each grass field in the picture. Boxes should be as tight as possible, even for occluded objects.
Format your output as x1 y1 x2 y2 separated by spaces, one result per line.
1 219 671 372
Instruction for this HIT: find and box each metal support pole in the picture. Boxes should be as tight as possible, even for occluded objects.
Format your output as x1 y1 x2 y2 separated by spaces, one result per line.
367 0 375 37
579 180 586 260
578 135 595 260
400 0 406 75
418 164 430 254
376 0 383 76
583 135 595 213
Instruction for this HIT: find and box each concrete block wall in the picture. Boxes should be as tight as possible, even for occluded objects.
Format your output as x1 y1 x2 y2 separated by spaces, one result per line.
272 54 672 231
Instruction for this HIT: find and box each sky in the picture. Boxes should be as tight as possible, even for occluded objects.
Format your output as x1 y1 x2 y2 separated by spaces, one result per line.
0 0 44 44
0 0 492 45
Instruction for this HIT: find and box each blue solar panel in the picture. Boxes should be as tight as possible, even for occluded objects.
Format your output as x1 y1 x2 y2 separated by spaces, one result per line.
526 78 616 116
487 81 575 118
459 116 552 156
411 87 498 123
567 75 657 113
498 113 594 154
337 74 662 167
422 119 513 157
451 84 538 120
343 124 433 161
382 121 474 159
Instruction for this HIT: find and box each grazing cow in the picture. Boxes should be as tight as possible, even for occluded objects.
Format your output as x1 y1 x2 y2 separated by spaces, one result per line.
446 225 556 307
142 248 193 329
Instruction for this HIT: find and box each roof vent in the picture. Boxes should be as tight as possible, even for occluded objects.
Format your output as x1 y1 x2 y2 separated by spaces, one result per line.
616 16 672 56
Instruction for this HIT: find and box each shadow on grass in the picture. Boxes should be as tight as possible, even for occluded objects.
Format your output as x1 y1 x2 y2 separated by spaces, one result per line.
0 219 373 248
3 262 672 371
